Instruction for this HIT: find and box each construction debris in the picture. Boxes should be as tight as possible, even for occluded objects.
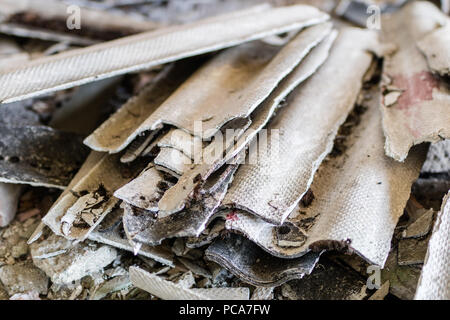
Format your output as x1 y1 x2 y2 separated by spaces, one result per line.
0 261 48 296
223 27 379 225
129 266 250 300
417 23 450 77
0 0 448 302
415 191 450 300
205 234 320 287
380 1 450 161
30 234 118 284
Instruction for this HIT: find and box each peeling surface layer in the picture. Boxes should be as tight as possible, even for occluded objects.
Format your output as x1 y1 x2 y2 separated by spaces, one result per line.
130 266 250 300
205 233 320 287
415 192 450 300
0 125 89 189
225 88 427 266
0 4 329 103
380 1 450 161
223 27 379 225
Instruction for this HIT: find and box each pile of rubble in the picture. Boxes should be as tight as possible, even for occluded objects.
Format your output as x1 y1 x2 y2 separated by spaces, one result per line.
0 0 449 300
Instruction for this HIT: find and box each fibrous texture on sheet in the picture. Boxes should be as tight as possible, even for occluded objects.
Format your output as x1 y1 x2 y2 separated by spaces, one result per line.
123 164 238 245
0 4 329 103
225 89 427 266
129 266 250 300
415 192 450 300
222 27 380 225
380 1 450 162
85 21 332 153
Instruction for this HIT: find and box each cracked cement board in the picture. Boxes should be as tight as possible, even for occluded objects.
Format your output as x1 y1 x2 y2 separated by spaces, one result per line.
30 234 117 285
0 0 158 35
223 27 380 225
84 63 198 153
114 165 169 212
0 4 329 103
41 151 146 241
0 125 89 189
0 182 22 227
85 20 332 153
415 191 450 300
225 88 427 267
421 139 450 173
280 258 368 300
205 233 321 287
156 117 250 217
157 129 202 160
380 1 450 162
130 266 250 300
0 37 29 70
123 164 238 246
156 26 336 217
417 23 450 77
88 213 175 267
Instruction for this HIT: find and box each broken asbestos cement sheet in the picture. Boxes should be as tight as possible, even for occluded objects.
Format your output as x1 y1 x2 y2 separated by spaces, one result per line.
0 4 329 103
130 266 250 300
156 26 337 217
88 209 175 267
225 88 428 267
121 31 336 240
0 125 89 189
85 21 332 153
41 151 146 241
380 1 450 162
417 23 450 77
205 233 320 287
415 191 450 300
123 164 238 246
222 27 380 225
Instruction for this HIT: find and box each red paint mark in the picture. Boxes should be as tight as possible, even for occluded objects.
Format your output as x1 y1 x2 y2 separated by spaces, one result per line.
226 212 239 222
391 71 440 111
384 71 440 138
